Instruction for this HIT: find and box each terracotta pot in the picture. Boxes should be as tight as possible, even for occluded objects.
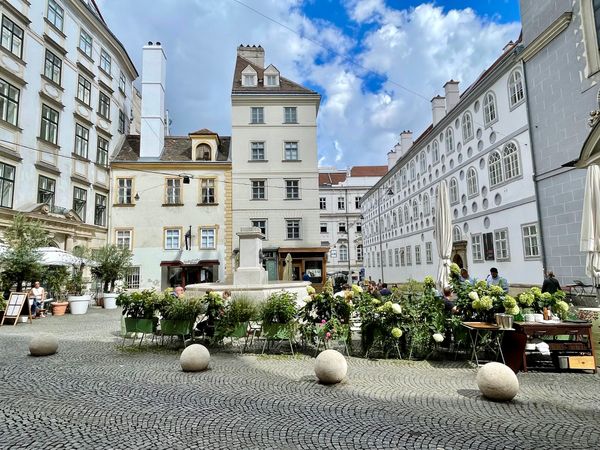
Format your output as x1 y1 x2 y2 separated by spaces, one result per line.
51 302 68 316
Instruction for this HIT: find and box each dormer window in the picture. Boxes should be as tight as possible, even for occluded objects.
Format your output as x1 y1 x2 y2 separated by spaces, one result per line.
243 74 256 86
266 75 277 86
241 65 258 87
264 64 280 87
196 144 211 161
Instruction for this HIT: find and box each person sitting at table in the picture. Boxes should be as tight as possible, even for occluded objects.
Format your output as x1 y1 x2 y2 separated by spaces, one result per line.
459 268 476 286
28 281 46 318
541 271 561 294
486 267 509 293
379 283 392 296
441 287 458 314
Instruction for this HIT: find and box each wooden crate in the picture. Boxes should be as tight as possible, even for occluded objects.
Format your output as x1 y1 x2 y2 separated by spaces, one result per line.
568 356 596 370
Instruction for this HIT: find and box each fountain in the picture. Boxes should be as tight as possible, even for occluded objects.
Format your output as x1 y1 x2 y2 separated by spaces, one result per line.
186 227 310 302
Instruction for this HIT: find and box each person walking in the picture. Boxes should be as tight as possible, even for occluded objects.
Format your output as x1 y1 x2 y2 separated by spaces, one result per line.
541 271 561 294
486 267 509 293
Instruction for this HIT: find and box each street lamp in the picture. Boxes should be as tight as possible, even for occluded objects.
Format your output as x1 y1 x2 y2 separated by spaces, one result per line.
377 186 394 283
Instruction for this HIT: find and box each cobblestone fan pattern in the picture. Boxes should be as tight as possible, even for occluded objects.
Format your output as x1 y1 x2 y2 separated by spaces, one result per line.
1 309 599 449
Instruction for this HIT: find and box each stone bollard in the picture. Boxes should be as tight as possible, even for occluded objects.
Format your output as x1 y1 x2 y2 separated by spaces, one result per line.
477 362 519 401
29 334 58 357
180 344 210 372
314 349 347 384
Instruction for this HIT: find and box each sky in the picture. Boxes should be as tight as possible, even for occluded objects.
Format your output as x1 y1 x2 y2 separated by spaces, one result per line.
97 0 521 168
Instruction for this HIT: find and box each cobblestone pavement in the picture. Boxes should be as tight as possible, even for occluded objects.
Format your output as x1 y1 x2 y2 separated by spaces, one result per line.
0 308 599 449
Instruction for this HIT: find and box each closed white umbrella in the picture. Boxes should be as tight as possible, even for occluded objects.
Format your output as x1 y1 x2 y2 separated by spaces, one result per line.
435 180 453 290
580 165 600 285
282 253 293 281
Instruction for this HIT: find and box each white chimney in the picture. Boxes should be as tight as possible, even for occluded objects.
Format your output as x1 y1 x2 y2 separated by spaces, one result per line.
444 80 460 112
237 44 265 68
140 42 166 159
431 95 446 127
387 147 399 170
400 130 413 154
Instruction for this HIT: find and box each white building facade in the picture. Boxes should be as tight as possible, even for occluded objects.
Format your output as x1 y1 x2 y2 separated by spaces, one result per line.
319 166 387 281
231 45 327 288
0 0 138 250
362 41 544 287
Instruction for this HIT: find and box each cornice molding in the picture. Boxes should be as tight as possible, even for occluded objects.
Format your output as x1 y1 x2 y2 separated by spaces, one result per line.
520 12 572 62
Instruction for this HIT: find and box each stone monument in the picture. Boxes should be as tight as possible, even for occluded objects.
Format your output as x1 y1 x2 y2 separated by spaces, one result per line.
233 227 268 286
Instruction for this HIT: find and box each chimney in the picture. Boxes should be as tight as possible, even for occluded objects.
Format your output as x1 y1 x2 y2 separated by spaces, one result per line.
387 145 400 170
400 130 413 154
237 44 265 68
431 95 446 127
140 42 166 159
444 80 460 112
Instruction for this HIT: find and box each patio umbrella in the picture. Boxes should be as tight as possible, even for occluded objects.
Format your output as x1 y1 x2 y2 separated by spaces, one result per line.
580 164 600 285
282 253 293 281
35 247 92 267
435 180 453 290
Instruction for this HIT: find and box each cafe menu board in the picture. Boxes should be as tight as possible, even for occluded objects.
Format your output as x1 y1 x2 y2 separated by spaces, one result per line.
0 293 31 326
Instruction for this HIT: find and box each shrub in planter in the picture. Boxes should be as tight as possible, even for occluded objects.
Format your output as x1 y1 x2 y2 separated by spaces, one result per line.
216 296 257 339
260 291 297 339
43 266 69 316
117 290 159 333
196 291 226 340
299 290 353 345
158 292 205 336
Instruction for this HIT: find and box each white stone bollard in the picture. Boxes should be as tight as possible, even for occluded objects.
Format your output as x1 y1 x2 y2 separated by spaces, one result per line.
29 334 58 356
180 344 210 372
477 362 519 401
315 349 347 384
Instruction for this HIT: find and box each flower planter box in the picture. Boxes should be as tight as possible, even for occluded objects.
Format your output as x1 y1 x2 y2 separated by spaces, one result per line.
160 319 193 336
51 301 68 316
68 295 91 315
262 323 295 340
124 317 157 334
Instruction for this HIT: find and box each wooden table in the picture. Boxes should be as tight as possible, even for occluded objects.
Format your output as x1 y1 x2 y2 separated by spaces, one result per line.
461 322 506 366
510 322 596 373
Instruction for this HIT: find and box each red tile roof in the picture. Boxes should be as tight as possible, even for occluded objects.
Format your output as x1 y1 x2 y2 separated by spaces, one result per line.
319 172 347 186
350 166 388 177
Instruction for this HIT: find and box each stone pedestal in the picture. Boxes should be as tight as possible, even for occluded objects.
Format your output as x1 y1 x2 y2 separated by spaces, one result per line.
233 227 268 286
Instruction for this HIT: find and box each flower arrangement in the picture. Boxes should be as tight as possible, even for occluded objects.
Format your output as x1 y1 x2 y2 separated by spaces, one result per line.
516 287 572 318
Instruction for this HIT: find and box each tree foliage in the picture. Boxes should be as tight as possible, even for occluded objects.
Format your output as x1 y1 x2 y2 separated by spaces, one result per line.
90 244 133 292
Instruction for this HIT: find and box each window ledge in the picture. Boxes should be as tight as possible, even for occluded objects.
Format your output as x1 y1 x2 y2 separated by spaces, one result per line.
98 66 113 80
196 202 219 206
283 121 298 124
118 87 126 97
40 74 64 91
43 18 66 38
284 198 301 201
71 152 90 162
37 137 60 150
94 163 109 170
282 159 302 162
249 122 265 125
248 159 268 162
285 238 302 241
0 119 22 133
162 203 184 207
200 247 217 250
97 114 112 123
74 97 92 111
250 198 267 201
0 45 26 67
113 203 135 207
77 47 94 64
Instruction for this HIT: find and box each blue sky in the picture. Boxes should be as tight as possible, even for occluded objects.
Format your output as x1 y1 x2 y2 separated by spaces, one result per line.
98 0 522 167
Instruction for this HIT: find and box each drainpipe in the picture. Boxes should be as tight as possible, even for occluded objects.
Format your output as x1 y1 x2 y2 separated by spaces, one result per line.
378 186 385 283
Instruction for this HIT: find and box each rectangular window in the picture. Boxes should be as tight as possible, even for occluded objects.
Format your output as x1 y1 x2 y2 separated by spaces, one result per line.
320 222 327 233
471 234 483 262
74 124 89 158
406 245 412 265
116 229 132 250
166 178 181 204
100 49 111 74
376 252 380 267
483 232 495 260
251 219 267 237
415 245 421 264
0 77 20 126
40 104 59 144
286 219 300 239
251 180 265 200
357 245 363 261
96 136 109 166
200 178 215 204
388 249 393 266
285 179 299 199
250 107 264 124
243 74 256 86
79 29 93 58
284 142 299 161
382 250 386 267
47 0 64 31
337 197 345 210
119 72 126 93
44 49 62 85
426 242 433 264
1 16 24 59
319 197 326 210
394 248 400 267
94 193 107 226
356 222 362 233
117 178 133 204
355 196 361 209
266 74 277 86
0 162 15 208
118 110 126 134
37 175 55 206
522 224 540 259
200 228 216 249
284 107 297 123
98 92 110 119
77 75 91 106
400 248 405 266
125 267 140 289
251 142 265 160
338 222 346 233
164 228 181 250
73 187 87 221
494 229 510 261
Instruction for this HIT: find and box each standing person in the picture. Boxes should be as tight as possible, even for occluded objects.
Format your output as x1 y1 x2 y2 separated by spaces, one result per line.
302 272 311 282
459 268 476 286
28 281 46 318
486 268 509 293
541 271 561 294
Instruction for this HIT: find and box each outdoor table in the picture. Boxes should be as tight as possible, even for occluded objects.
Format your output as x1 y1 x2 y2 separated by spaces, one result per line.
461 322 506 366
511 322 596 374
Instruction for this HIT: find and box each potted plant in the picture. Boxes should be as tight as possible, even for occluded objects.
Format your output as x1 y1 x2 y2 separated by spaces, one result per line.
44 266 70 316
260 291 298 341
91 245 132 309
217 296 257 341
158 292 204 340
117 289 159 334
66 266 90 315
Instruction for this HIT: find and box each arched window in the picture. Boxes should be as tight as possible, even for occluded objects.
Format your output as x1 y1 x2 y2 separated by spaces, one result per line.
453 226 462 242
339 244 348 262
392 211 398 227
466 167 478 197
508 69 524 107
502 142 520 180
432 140 439 163
483 91 497 125
423 193 430 216
449 177 459 204
462 112 473 141
412 199 418 219
445 128 454 153
410 161 416 180
488 151 503 187
420 152 426 173
196 144 211 161
401 168 407 185
404 204 409 223
356 244 363 261
398 207 403 225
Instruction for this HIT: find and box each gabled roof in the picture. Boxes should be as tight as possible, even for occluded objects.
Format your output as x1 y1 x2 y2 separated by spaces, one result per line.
113 134 231 162
232 55 319 95
350 166 388 177
319 172 347 186
188 128 218 136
